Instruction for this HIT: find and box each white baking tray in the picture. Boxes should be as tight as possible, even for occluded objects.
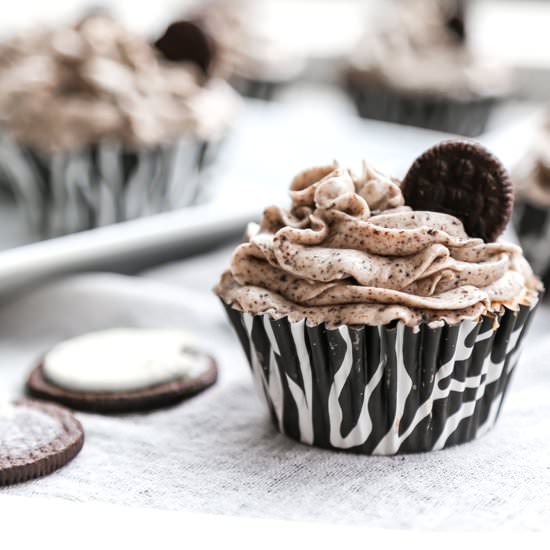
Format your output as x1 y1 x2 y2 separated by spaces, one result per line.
0 100 542 296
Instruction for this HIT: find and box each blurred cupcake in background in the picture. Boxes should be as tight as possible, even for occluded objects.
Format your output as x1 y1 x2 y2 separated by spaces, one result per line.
158 0 304 101
0 14 239 237
345 0 511 136
513 119 550 292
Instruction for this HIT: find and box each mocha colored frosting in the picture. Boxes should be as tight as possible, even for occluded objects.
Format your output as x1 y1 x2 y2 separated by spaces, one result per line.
0 15 238 153
348 0 510 98
192 0 304 83
216 162 540 327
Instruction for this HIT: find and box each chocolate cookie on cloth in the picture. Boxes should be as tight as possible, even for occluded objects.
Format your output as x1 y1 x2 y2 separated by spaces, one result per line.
402 140 514 242
0 400 84 486
27 329 218 414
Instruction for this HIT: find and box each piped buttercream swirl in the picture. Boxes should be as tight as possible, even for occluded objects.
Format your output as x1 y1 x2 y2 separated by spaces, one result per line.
216 162 540 327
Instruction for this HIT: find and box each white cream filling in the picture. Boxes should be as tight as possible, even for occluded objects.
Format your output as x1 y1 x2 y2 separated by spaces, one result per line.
43 328 210 393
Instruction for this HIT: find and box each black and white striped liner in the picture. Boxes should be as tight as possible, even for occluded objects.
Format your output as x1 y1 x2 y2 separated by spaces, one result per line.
229 75 282 102
0 133 215 237
346 79 498 137
514 200 550 293
223 300 539 454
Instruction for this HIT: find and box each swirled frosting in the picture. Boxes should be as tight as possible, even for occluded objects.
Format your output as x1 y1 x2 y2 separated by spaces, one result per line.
191 0 304 83
348 0 510 98
216 162 540 327
0 15 239 153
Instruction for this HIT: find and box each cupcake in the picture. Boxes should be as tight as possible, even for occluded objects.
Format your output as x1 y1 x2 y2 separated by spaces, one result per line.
0 14 238 237
180 0 304 101
215 140 541 455
512 121 550 291
345 0 510 136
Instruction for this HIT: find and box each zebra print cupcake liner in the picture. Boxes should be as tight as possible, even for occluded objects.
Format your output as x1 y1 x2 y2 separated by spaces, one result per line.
223 299 539 454
514 200 550 295
0 133 216 237
346 79 498 137
229 76 283 102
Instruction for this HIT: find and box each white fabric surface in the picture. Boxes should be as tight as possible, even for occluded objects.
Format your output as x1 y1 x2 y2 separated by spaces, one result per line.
1 245 550 530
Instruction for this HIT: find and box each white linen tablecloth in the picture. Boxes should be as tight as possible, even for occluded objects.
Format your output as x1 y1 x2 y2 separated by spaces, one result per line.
1 245 550 530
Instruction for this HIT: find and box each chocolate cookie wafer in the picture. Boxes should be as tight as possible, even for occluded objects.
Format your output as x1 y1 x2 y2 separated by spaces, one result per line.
154 20 216 77
0 400 84 486
401 140 514 242
27 329 218 414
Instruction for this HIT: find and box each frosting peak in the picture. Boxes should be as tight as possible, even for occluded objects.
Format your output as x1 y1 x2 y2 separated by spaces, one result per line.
289 162 404 219
312 167 355 209
216 162 540 327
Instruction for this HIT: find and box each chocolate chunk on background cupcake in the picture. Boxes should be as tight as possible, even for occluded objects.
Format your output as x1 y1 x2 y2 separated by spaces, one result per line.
215 141 541 455
178 0 305 101
512 120 550 292
345 0 511 136
0 400 84 486
27 328 218 413
0 14 239 237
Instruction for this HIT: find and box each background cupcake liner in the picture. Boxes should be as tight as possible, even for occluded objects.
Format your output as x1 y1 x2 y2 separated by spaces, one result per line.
223 300 538 455
513 199 550 292
346 78 498 137
0 133 217 237
229 75 283 102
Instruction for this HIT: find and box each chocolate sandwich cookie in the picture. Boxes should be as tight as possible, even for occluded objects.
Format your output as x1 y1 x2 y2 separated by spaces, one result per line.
27 329 218 414
401 140 514 242
154 20 216 77
0 400 84 486
444 0 467 43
